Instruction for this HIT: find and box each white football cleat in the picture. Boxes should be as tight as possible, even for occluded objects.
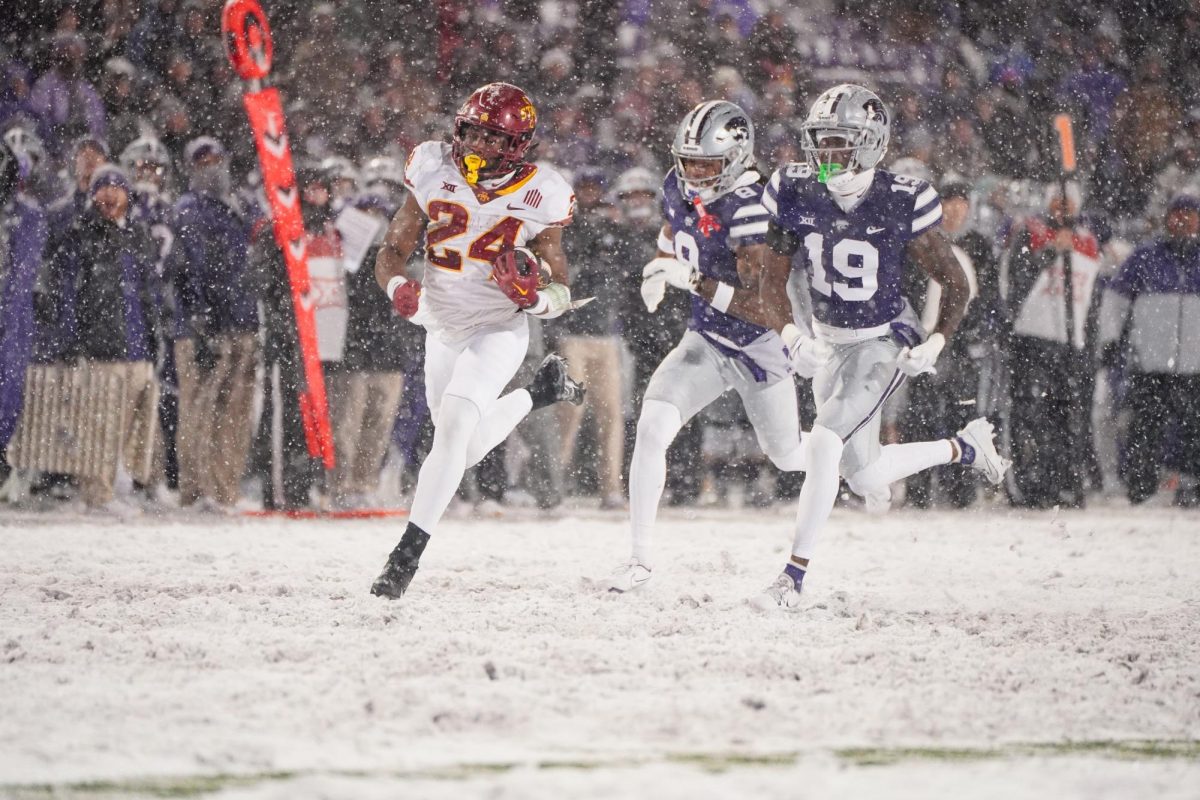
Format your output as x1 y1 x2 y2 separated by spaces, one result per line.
956 417 1011 485
751 573 804 612
607 559 652 593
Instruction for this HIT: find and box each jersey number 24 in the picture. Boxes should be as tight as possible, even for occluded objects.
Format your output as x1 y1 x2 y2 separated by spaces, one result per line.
425 200 523 272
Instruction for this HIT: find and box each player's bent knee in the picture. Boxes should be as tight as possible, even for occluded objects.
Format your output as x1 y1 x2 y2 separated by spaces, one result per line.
635 399 683 452
431 394 483 448
803 425 844 469
765 439 806 472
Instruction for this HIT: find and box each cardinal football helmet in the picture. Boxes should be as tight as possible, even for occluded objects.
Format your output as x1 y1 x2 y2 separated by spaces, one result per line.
452 82 538 183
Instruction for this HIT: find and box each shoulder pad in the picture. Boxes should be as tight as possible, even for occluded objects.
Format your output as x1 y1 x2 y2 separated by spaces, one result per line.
781 162 813 180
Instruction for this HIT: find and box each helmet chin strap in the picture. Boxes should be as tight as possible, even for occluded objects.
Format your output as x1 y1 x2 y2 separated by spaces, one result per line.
825 167 875 212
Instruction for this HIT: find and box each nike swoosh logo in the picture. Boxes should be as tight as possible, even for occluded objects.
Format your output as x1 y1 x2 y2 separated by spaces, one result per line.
514 284 529 296
507 203 524 210
867 226 886 234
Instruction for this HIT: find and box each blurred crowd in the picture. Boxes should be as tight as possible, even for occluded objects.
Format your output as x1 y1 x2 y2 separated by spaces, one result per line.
1 0 1198 515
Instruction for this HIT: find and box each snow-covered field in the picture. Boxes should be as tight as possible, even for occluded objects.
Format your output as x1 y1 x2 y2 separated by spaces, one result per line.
1 501 1197 798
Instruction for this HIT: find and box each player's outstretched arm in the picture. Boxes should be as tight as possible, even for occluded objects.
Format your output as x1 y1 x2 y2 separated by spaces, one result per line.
907 227 970 340
374 192 425 292
896 227 971 376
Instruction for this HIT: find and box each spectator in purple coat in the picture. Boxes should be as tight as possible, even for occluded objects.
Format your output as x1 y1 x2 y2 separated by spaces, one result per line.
1098 194 1200 504
29 34 107 162
171 136 260 510
0 142 48 477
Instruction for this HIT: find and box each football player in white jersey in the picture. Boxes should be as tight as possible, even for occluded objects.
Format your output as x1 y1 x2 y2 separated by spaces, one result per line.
370 82 583 599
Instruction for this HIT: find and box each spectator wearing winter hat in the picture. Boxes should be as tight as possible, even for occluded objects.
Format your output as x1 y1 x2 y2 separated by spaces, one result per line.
46 134 109 232
32 164 161 509
901 181 1003 508
556 168 628 508
613 166 701 506
1098 194 1200 504
326 190 411 508
1005 181 1103 508
172 135 260 510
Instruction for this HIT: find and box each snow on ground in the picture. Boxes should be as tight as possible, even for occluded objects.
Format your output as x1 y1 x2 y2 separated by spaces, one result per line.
0 501 1197 798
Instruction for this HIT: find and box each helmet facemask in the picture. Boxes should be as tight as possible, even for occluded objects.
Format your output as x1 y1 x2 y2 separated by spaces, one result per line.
452 121 531 185
672 143 751 202
802 126 884 184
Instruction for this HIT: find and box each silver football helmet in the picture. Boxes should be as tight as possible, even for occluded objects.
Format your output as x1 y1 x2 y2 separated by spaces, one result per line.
119 136 171 170
120 135 171 191
670 100 755 201
320 155 360 186
3 126 46 175
361 155 404 191
800 84 890 183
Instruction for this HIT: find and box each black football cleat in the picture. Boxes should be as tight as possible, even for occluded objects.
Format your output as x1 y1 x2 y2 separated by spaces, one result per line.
370 523 430 599
527 353 585 410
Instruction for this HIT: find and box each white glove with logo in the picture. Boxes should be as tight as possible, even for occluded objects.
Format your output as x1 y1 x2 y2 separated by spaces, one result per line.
641 257 698 312
781 323 827 379
896 332 945 377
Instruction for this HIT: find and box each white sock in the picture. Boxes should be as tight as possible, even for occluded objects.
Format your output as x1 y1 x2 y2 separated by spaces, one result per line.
628 399 682 564
464 388 534 467
791 425 843 561
846 440 954 499
407 395 481 533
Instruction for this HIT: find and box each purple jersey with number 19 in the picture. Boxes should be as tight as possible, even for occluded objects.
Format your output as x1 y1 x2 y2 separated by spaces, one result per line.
763 163 942 330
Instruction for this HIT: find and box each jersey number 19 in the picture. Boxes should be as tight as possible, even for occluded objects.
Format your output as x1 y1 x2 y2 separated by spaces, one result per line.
804 233 880 302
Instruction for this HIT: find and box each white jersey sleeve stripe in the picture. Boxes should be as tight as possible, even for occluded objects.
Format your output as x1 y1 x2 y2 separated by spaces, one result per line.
914 186 938 210
762 189 778 216
912 204 943 233
732 203 768 219
730 221 769 237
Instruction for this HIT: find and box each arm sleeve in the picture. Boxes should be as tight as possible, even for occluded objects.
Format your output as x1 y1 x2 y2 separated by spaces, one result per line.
910 183 943 237
727 191 771 249
402 142 440 212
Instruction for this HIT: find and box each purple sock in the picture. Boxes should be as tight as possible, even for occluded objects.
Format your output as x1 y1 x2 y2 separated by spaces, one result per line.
955 437 976 466
784 562 806 591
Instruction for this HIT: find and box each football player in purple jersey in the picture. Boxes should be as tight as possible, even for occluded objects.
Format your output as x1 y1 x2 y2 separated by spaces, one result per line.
608 100 809 593
671 85 1010 609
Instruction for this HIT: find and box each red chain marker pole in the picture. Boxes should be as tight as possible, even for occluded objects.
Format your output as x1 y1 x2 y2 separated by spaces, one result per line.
222 0 334 468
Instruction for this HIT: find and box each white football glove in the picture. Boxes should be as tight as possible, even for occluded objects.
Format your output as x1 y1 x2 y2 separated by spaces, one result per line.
526 282 572 319
642 256 698 307
896 332 945 377
640 273 667 312
781 323 827 379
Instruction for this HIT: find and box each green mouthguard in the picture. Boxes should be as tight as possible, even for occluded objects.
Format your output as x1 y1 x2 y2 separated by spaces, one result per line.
818 162 844 184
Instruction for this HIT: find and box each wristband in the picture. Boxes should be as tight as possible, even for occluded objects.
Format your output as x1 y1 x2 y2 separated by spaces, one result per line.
657 229 674 253
527 293 549 315
711 281 735 314
385 275 407 299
